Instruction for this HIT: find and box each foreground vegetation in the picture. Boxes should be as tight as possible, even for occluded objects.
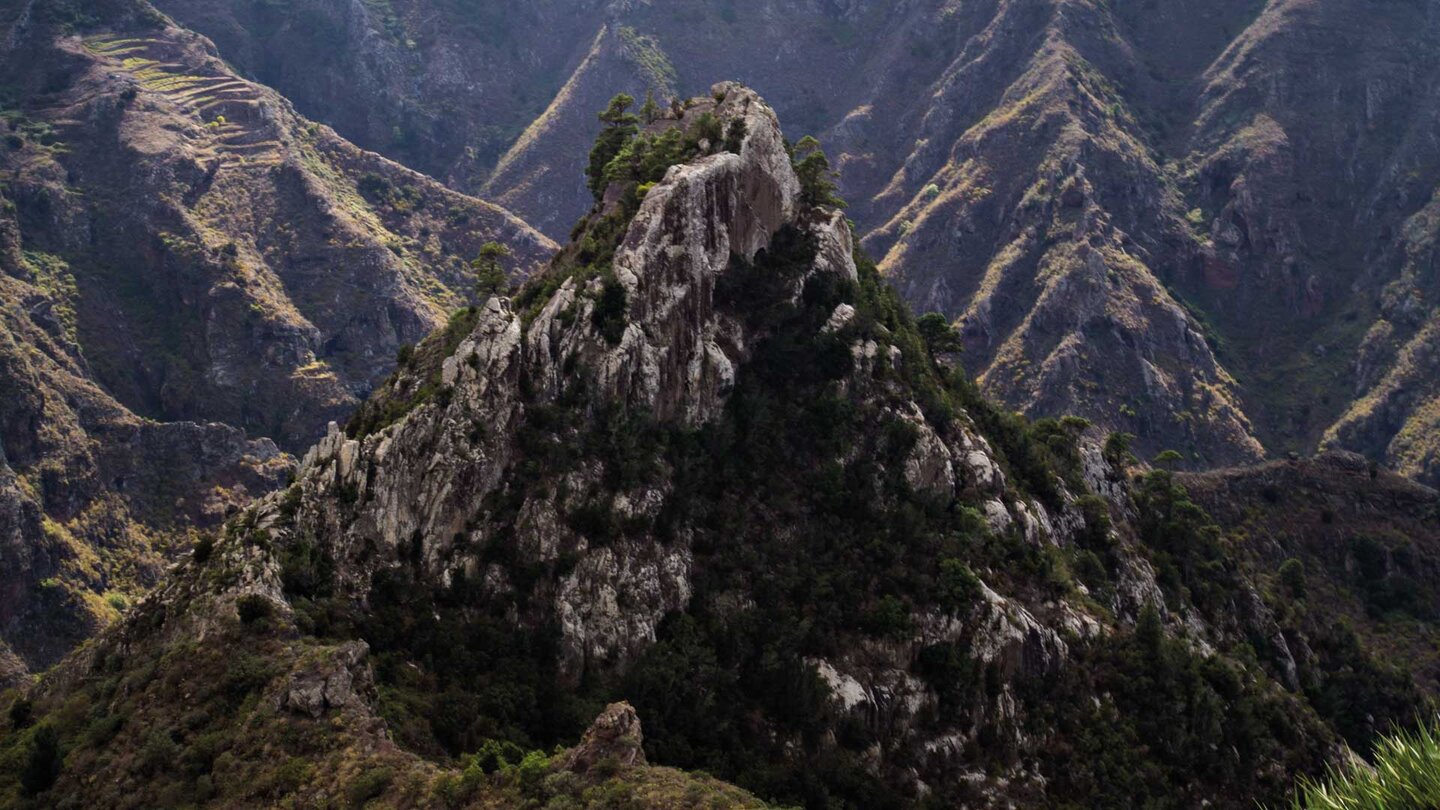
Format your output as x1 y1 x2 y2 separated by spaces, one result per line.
1284 720 1440 810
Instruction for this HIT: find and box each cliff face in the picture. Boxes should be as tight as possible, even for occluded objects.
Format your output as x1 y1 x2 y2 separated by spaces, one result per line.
0 0 556 678
7 84 1435 809
151 0 1440 484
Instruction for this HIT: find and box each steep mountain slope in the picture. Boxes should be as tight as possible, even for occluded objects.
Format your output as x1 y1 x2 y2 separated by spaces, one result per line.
152 0 1440 484
0 0 556 680
4 85 1434 810
1183 452 1440 736
144 0 610 196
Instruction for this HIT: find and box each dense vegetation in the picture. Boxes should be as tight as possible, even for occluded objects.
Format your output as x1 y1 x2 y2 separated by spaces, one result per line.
335 207 1332 810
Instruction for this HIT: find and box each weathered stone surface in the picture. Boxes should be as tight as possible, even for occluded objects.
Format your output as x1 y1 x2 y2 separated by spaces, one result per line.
561 702 648 773
279 641 374 719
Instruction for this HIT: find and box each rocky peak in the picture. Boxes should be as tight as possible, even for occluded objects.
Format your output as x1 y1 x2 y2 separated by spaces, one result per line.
560 701 648 773
241 85 1155 793
287 83 863 677
18 78 1407 810
528 82 847 425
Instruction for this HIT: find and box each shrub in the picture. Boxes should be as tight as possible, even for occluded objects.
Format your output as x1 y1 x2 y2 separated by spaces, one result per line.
82 713 124 748
1103 431 1136 468
346 765 394 807
139 728 180 776
279 535 335 599
1153 449 1184 468
508 750 551 791
471 737 526 774
916 313 962 355
724 119 747 152
9 696 33 729
936 558 983 613
20 725 61 796
591 277 628 345
236 594 272 626
356 173 392 202
865 596 913 640
192 533 215 564
1279 558 1307 599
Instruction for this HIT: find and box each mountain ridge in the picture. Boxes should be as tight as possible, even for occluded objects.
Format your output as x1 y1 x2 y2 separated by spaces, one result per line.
0 0 556 680
2 82 1434 809
146 0 1440 486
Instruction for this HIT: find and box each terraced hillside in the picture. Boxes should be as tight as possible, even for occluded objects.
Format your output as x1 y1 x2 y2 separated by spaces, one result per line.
84 34 283 167
0 0 557 679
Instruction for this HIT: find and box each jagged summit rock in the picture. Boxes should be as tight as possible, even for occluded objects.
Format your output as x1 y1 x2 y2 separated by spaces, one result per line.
561 702 648 773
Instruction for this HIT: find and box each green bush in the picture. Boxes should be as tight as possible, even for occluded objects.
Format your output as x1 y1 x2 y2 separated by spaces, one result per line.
865 596 913 640
235 594 272 626
1279 558 1307 599
192 533 215 565
936 558 983 613
139 728 180 776
591 276 628 345
347 765 394 807
8 697 33 729
20 725 61 797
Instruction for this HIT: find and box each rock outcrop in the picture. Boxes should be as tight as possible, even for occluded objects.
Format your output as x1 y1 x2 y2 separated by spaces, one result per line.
278 641 374 719
561 702 648 773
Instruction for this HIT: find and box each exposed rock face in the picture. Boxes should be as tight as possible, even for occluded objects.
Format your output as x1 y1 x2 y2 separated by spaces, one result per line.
278 641 374 719
289 84 831 676
593 84 804 423
561 702 648 773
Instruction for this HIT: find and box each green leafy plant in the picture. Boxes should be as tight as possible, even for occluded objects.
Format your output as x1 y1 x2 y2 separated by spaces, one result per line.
1282 720 1440 810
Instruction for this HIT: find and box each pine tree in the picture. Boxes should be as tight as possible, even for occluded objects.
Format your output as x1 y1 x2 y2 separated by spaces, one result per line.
586 94 639 200
640 89 661 125
472 241 511 299
792 135 845 209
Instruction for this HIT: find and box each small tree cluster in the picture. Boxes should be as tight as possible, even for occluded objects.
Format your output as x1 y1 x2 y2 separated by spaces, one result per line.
586 94 639 200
